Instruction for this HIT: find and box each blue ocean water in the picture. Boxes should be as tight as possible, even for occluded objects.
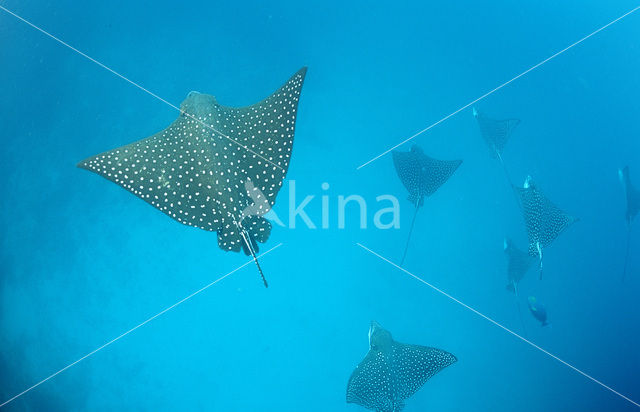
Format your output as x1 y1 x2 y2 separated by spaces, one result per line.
1 0 640 410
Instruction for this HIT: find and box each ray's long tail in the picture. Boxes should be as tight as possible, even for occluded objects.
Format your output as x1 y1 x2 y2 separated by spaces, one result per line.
400 203 420 266
240 229 269 288
622 224 632 282
497 152 521 209
250 248 268 288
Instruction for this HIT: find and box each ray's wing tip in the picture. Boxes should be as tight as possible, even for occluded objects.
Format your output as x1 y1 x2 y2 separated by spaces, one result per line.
291 66 308 83
438 348 458 365
76 158 91 170
450 352 458 364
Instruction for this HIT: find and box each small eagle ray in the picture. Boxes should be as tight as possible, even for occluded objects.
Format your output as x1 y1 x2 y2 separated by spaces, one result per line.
504 238 534 336
78 68 307 287
619 166 640 281
392 145 462 265
473 107 522 207
346 321 457 412
473 107 520 161
516 176 577 280
504 237 535 295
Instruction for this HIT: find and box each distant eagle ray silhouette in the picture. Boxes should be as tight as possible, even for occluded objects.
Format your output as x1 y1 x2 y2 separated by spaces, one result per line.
392 145 462 265
473 107 522 206
78 68 307 287
504 238 535 296
619 166 640 281
473 108 520 162
504 238 535 336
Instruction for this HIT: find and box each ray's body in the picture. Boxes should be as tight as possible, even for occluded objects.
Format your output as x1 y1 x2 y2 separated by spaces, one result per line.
78 68 307 286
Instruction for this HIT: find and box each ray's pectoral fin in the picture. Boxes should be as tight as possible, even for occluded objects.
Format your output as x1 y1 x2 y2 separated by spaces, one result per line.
217 216 272 255
393 342 457 400
243 216 272 246
346 350 392 411
217 225 243 253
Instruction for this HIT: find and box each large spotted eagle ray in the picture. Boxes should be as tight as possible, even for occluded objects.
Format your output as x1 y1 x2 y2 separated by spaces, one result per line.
619 166 640 281
346 321 457 412
392 145 462 265
516 176 577 280
78 68 307 287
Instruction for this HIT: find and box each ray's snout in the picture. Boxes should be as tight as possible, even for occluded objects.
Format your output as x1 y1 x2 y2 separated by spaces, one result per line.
368 320 382 340
180 91 218 118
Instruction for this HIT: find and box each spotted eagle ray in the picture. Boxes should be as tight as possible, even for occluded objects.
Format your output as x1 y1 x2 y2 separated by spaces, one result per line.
504 238 534 336
78 68 307 287
473 108 520 160
504 237 534 295
516 176 577 280
346 321 457 412
473 108 520 179
392 145 462 264
619 166 640 281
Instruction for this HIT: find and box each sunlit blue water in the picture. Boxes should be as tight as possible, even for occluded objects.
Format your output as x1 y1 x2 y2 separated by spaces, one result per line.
1 1 640 410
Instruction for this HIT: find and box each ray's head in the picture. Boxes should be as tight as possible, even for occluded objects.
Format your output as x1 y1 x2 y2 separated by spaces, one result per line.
410 144 424 155
180 91 218 118
368 321 393 351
